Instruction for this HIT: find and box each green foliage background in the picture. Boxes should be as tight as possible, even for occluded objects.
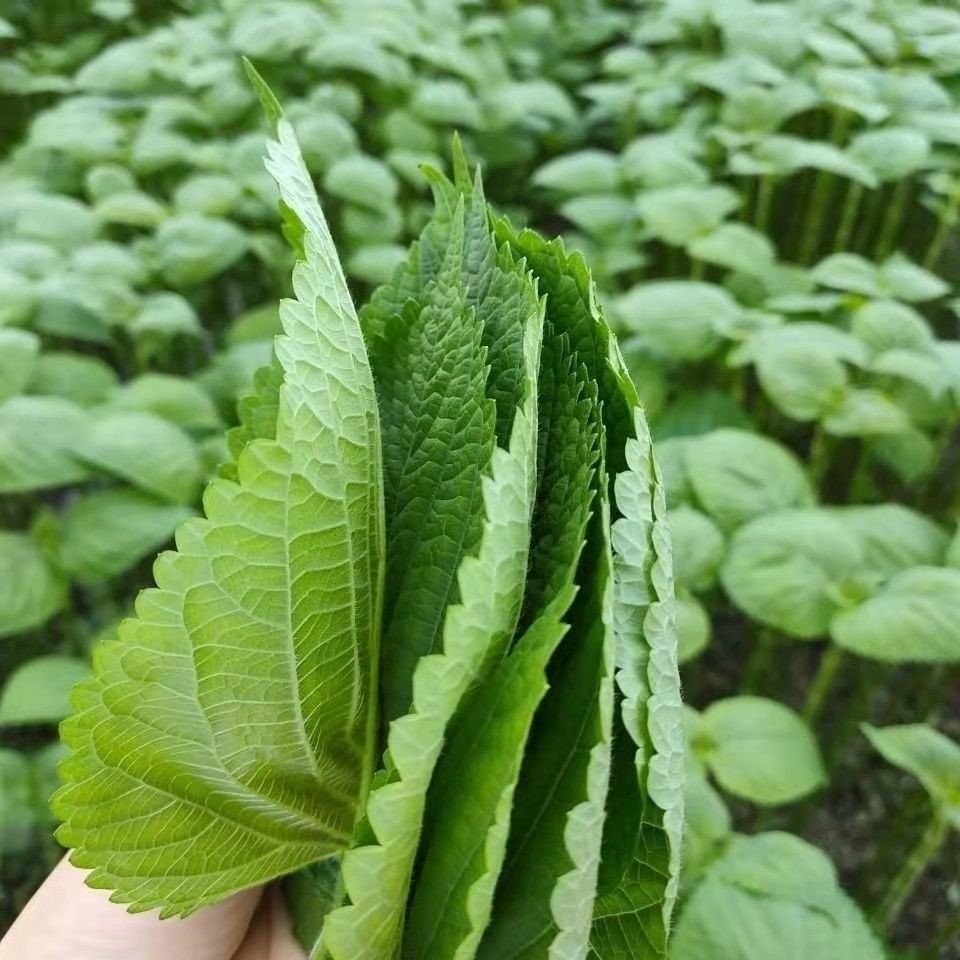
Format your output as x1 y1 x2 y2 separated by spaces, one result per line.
1 0 959 955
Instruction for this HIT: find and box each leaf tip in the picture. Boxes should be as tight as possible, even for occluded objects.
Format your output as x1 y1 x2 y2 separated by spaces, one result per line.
242 57 284 132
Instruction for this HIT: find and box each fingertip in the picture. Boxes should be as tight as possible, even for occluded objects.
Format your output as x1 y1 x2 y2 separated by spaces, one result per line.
0 857 262 960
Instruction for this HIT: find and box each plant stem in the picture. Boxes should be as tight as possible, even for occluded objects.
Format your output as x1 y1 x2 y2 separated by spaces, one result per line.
923 192 959 271
798 109 850 262
802 645 845 725
807 424 832 491
835 183 864 251
798 169 835 264
871 807 949 933
933 909 960 952
754 175 774 233
740 629 778 695
874 178 910 261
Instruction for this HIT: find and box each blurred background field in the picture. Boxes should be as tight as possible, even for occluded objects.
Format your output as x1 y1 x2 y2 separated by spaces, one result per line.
0 1 959 956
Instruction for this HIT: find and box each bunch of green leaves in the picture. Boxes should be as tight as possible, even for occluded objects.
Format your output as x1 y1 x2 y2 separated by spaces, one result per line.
51 88 684 959
0 0 614 915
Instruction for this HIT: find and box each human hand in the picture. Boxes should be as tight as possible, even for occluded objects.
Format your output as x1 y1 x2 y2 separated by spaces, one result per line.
0 857 306 960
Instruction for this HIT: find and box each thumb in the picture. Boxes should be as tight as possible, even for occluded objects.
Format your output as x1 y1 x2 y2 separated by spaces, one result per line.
0 857 262 960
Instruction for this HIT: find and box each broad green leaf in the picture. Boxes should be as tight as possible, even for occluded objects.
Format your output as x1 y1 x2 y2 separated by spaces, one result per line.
534 151 622 195
560 194 636 237
731 136 875 186
154 215 249 287
832 505 948 579
324 155 399 213
614 282 734 361
54 113 385 916
173 175 243 217
805 27 868 66
0 328 40 402
823 387 910 437
832 567 960 663
654 392 754 440
128 292 201 340
669 506 724 592
851 300 934 355
28 352 119 407
412 80 483 128
72 411 203 504
684 429 814 531
671 833 884 960
0 268 36 326
687 223 775 277
872 348 951 401
755 342 847 421
227 304 283 346
729 323 867 369
693 697 826 805
0 750 36 856
371 210 496 722
347 244 407 285
677 591 711 664
621 133 707 188
7 193 99 251
59 489 193 583
636 186 740 246
0 657 91 726
0 396 91 493
870 428 936 485
862 724 960 827
101 374 222 433
814 254 947 302
0 531 66 640
879 254 949 302
95 191 167 229
681 763 730 887
722 509 865 638
849 127 931 182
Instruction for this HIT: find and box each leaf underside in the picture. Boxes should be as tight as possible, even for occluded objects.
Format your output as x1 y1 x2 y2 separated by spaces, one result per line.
54 116 385 917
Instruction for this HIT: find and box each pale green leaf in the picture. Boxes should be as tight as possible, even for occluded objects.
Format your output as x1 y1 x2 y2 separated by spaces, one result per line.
823 387 910 437
636 186 740 246
101 374 222 433
614 282 734 361
54 114 385 916
0 657 91 726
28 352 119 407
0 531 67 640
671 833 884 960
0 328 40 403
722 509 865 638
0 396 91 493
684 429 814 531
59 489 193 583
694 697 826 805
832 505 948 579
677 591 712 664
862 724 960 826
72 411 203 504
669 506 725 592
534 151 622 195
831 567 960 663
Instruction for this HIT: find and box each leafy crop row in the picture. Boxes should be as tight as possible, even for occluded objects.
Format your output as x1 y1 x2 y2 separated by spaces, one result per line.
1 0 959 956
